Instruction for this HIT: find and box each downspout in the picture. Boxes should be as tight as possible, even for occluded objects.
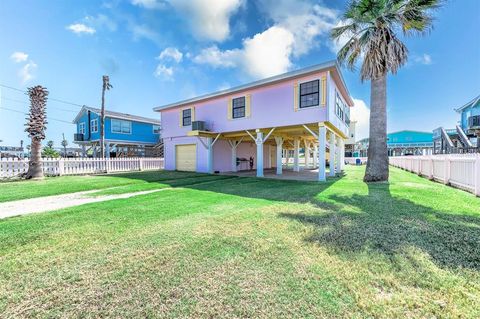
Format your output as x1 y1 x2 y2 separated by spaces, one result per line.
87 110 91 140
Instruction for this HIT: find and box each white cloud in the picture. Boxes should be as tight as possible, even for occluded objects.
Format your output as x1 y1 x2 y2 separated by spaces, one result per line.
84 14 117 32
19 60 38 84
10 52 29 63
131 23 158 42
414 53 432 65
131 0 166 9
242 26 294 78
158 47 183 63
194 26 294 79
193 46 240 68
193 0 338 79
168 0 243 41
67 23 96 35
350 98 370 140
154 64 174 80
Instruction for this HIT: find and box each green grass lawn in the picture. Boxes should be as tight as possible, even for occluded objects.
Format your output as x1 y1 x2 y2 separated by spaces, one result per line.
0 166 479 318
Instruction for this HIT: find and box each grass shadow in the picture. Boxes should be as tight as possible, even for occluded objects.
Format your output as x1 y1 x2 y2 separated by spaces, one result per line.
280 182 480 270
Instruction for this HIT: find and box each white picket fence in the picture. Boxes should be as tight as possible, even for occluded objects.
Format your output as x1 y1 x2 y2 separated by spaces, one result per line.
390 154 480 196
0 157 164 178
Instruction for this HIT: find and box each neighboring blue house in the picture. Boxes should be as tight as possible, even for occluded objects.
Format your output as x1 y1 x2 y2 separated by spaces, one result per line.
356 130 434 156
456 94 480 140
433 94 479 154
73 106 162 157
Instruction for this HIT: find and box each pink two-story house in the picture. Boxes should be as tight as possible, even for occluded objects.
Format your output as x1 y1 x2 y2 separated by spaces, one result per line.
154 61 354 181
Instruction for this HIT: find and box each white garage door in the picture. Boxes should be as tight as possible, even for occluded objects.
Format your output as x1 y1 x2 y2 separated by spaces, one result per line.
175 144 196 171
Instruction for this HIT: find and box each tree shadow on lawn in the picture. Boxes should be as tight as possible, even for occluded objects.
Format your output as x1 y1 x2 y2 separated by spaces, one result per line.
280 182 480 270
102 170 480 270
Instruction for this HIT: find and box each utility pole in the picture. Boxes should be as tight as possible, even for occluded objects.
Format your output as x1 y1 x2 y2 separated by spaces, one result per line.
100 75 112 158
61 133 68 157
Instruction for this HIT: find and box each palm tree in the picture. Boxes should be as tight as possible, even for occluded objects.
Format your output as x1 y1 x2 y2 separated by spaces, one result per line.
331 0 440 182
25 85 48 179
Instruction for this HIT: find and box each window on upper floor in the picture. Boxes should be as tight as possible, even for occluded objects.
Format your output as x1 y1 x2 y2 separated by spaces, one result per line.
232 96 246 119
79 122 85 134
299 80 319 108
182 109 192 126
90 119 98 133
153 124 161 134
112 119 132 134
335 92 345 121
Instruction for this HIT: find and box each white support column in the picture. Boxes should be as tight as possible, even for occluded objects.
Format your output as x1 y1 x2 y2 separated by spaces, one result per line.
339 138 345 171
335 138 341 173
313 144 318 169
81 145 86 158
105 143 110 158
304 139 311 169
206 137 214 174
329 132 336 177
285 149 290 168
274 136 284 175
293 138 300 172
93 145 98 158
255 130 264 177
318 125 326 181
228 139 243 172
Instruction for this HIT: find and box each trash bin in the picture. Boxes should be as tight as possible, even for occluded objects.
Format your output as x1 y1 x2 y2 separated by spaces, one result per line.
355 158 361 165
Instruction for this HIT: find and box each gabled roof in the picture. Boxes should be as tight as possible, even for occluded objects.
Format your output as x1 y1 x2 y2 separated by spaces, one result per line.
153 60 354 112
455 94 480 113
73 106 160 125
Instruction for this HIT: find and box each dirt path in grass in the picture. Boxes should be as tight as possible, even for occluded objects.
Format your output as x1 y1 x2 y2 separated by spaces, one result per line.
0 189 166 219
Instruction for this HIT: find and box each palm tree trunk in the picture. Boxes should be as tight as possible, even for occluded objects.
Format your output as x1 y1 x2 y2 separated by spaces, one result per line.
364 75 389 182
26 138 44 179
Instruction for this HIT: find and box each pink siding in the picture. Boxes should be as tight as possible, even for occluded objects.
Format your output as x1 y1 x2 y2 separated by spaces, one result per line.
161 71 333 139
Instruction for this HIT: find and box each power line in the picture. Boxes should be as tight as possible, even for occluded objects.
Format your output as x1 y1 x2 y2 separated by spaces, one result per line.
0 84 86 108
0 106 74 124
1 96 78 113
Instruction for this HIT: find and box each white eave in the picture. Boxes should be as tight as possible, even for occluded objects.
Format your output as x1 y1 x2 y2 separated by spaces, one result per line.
455 94 480 113
153 60 354 112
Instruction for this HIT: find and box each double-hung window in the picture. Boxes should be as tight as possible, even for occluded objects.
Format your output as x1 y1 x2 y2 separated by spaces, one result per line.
79 122 85 134
299 80 319 108
232 97 246 119
335 92 345 121
90 119 98 133
112 119 132 134
153 124 161 134
182 109 192 126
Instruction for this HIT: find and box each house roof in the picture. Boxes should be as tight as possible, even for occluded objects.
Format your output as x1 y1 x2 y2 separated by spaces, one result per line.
455 94 480 113
73 106 161 125
153 60 354 112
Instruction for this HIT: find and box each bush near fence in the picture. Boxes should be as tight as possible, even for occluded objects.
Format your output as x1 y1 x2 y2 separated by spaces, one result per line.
389 154 480 197
0 157 164 178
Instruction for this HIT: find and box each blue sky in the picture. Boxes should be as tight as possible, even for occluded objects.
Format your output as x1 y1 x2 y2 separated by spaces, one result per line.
0 0 479 146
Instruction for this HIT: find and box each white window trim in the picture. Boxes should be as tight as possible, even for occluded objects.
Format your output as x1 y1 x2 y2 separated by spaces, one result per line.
297 78 321 110
153 124 161 134
90 119 98 133
111 119 132 135
79 122 85 134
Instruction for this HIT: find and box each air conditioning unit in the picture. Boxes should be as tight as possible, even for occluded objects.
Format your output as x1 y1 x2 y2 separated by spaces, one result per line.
192 121 207 131
74 133 84 141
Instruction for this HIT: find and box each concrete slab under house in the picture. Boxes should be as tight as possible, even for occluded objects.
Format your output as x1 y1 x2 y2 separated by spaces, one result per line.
153 60 354 181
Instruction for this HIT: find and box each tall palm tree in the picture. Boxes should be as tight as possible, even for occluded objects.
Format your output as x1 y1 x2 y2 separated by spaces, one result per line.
331 0 440 182
25 85 48 179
